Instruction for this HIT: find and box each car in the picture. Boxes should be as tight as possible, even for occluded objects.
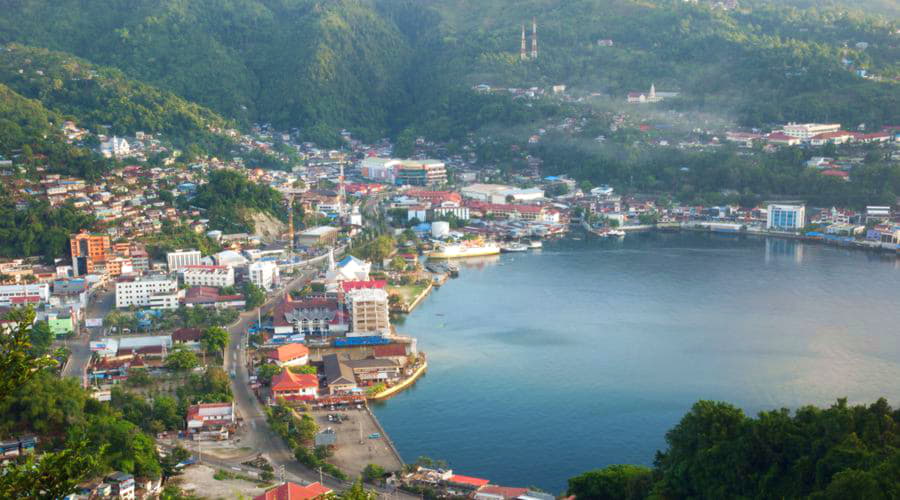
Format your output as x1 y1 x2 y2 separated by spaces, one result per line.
368 433 381 439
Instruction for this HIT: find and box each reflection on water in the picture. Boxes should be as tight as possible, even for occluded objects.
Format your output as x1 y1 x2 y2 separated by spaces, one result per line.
765 237 805 265
375 232 900 493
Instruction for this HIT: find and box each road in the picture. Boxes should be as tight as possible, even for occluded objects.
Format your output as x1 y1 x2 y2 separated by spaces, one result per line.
60 288 115 383
224 265 418 499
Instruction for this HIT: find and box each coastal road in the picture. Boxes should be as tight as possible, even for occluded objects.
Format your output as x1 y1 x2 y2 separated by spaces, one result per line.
61 288 114 383
224 264 419 499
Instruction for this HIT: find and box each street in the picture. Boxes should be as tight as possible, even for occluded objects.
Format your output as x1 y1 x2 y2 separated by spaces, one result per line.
60 288 115 382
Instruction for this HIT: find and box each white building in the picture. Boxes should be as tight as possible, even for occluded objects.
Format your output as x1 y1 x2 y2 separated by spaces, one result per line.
100 136 130 158
492 188 544 204
248 261 279 291
461 183 512 201
347 288 390 336
166 249 201 271
781 123 841 140
0 283 51 306
181 265 235 288
766 203 806 230
115 275 178 309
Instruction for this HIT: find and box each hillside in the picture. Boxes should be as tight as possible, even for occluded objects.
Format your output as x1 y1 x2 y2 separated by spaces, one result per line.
0 44 235 153
0 0 896 138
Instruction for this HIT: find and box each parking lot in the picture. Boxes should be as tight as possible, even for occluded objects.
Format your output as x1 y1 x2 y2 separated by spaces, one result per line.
311 406 404 476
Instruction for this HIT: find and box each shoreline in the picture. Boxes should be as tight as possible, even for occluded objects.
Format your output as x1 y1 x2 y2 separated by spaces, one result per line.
368 360 428 401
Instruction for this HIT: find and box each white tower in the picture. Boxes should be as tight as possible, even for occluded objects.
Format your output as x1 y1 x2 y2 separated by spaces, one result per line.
531 18 538 59
650 83 656 99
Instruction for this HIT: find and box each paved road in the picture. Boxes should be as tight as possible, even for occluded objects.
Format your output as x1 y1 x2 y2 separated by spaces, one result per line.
61 288 114 382
224 265 418 499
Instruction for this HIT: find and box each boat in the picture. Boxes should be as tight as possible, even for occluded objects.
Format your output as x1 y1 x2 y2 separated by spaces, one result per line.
500 242 528 253
608 229 626 238
446 263 460 277
427 241 501 259
527 239 543 249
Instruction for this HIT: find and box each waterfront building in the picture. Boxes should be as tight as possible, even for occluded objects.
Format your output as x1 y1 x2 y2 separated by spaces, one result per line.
166 249 201 271
373 344 410 366
344 358 401 383
347 288 390 336
766 203 806 230
866 206 892 224
249 261 279 291
181 265 235 288
114 275 178 309
254 482 332 500
322 354 358 395
267 343 310 367
270 370 319 401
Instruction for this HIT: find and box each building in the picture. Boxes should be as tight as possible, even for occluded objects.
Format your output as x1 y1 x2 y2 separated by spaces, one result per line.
767 203 806 230
181 265 235 288
182 286 246 309
373 344 410 366
100 136 131 158
70 232 112 275
273 297 345 338
0 283 50 306
166 249 202 271
270 370 319 401
186 402 236 440
866 206 892 224
347 288 390 336
105 472 135 500
627 84 662 104
447 475 491 492
115 275 178 309
249 261 279 291
475 486 530 500
782 123 841 140
172 327 202 346
297 226 340 247
766 132 802 146
461 183 513 202
344 358 402 383
267 343 310 367
323 354 358 395
254 482 332 500
360 158 447 186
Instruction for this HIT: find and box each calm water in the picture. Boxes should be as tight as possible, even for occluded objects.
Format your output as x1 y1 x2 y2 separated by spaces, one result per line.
372 232 900 493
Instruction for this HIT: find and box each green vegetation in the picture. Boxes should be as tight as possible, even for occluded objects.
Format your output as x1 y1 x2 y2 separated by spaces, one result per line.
242 282 266 311
363 463 386 483
266 401 348 481
200 326 229 357
165 348 199 372
256 364 283 385
191 170 285 233
143 222 221 261
0 192 96 263
2 0 893 142
569 398 900 499
176 367 233 405
0 44 235 153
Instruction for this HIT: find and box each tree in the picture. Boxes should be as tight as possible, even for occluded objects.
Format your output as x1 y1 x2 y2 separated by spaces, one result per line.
389 256 407 271
0 307 57 400
338 480 377 500
567 465 653 500
29 320 54 357
363 463 386 483
201 326 229 357
166 348 199 371
367 235 396 263
243 282 266 311
289 365 317 375
257 363 283 385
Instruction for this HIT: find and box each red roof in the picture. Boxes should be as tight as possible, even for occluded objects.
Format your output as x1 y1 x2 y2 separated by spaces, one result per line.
373 344 407 358
821 169 850 178
271 370 318 392
268 343 309 363
767 132 797 142
478 486 530 499
340 280 387 292
173 327 202 342
254 481 332 500
811 130 852 140
448 475 490 488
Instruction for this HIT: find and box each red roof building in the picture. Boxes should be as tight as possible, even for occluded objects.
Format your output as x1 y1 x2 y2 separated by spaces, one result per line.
173 327 202 344
821 169 850 180
476 485 530 499
448 474 490 490
267 343 310 367
271 370 318 401
340 280 387 293
253 481 332 500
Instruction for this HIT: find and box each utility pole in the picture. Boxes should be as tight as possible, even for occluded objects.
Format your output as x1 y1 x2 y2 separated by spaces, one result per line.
318 466 323 485
280 464 286 484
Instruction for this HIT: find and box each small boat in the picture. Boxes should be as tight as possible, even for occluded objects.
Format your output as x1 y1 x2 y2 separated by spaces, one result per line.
608 229 626 238
500 242 528 253
527 239 543 249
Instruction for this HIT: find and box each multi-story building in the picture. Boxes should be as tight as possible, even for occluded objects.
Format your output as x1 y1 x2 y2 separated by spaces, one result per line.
181 265 235 288
781 123 841 140
0 283 50 306
359 158 446 186
105 472 135 500
166 249 201 271
70 232 112 275
767 203 806 230
115 275 178 309
347 288 390 336
249 261 279 291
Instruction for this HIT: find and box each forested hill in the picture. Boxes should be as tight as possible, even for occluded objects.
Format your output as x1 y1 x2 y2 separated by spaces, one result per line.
0 44 235 153
0 0 896 140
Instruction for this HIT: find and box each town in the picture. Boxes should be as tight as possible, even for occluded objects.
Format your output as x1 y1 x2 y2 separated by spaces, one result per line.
2 99 900 497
